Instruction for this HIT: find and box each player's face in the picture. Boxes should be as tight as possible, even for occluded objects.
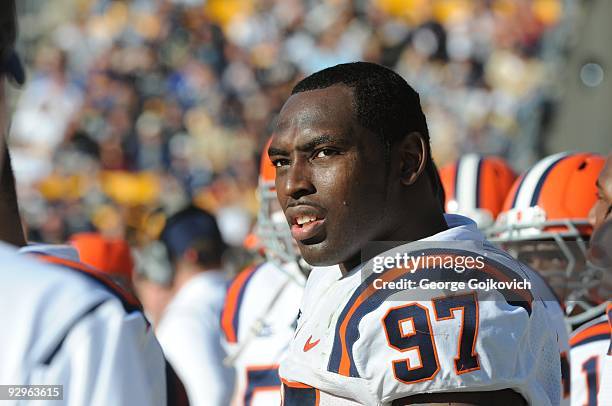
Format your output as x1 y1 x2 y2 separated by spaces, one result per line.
587 219 612 300
270 85 390 268
504 239 587 301
589 157 612 232
0 77 6 170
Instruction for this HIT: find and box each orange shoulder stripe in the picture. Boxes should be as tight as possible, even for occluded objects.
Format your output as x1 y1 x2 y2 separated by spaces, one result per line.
33 253 142 312
570 321 610 347
221 265 259 343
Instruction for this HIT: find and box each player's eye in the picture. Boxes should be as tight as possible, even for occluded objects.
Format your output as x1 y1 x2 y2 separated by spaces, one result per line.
272 158 289 168
314 148 337 159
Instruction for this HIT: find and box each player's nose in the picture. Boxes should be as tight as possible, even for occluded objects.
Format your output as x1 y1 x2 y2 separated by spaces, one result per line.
588 200 601 229
282 157 315 201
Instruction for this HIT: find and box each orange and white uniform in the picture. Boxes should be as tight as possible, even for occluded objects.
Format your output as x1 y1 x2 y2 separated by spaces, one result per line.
221 262 306 406
0 243 167 406
279 215 562 405
596 303 612 404
489 152 607 404
442 154 571 404
569 309 611 406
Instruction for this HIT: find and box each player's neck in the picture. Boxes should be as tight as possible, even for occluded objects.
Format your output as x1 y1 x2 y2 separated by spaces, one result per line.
339 210 448 275
172 261 221 293
386 208 448 242
171 264 200 294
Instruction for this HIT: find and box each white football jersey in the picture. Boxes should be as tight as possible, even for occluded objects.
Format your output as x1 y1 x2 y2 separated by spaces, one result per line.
0 242 167 406
596 303 611 405
279 215 562 406
570 307 611 406
220 261 306 406
526 268 571 405
157 270 234 406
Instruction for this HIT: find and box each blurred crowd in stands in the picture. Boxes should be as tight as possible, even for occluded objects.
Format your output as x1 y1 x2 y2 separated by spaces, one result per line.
9 0 566 270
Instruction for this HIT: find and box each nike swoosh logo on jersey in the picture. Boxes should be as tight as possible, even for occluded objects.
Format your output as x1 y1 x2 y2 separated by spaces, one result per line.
303 335 320 352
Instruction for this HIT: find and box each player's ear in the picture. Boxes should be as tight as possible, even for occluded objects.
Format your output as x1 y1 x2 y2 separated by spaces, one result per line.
398 132 427 186
183 248 199 264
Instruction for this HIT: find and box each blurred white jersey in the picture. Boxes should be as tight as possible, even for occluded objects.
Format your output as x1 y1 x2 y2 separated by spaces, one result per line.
526 268 571 405
279 215 562 406
570 308 611 406
157 270 234 406
596 303 611 405
220 261 307 406
0 242 167 406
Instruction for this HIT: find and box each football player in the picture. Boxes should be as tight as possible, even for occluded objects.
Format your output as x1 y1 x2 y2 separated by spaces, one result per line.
589 154 612 231
271 62 561 405
589 155 612 405
586 220 611 406
155 206 234 406
221 137 328 405
0 27 170 406
597 300 611 405
490 152 609 406
0 4 172 405
441 154 571 405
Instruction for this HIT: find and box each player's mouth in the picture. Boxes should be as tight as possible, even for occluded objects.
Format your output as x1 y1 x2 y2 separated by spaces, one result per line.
288 209 326 242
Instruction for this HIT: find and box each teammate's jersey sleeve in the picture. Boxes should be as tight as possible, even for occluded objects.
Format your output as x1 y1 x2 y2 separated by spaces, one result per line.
569 310 611 406
28 300 166 406
0 243 167 406
220 262 311 406
597 302 612 404
525 264 571 405
280 245 561 406
157 272 234 406
221 264 262 347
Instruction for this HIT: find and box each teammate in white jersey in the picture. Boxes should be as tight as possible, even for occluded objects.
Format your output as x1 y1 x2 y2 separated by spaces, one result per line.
569 314 609 406
490 152 606 328
269 62 561 405
491 152 611 405
221 260 306 406
220 137 310 406
0 244 168 406
597 302 611 405
448 153 575 405
156 205 234 406
0 6 169 404
13 244 170 405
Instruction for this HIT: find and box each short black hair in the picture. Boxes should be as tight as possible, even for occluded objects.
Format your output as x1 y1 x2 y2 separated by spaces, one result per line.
0 0 17 62
292 62 441 196
160 205 226 268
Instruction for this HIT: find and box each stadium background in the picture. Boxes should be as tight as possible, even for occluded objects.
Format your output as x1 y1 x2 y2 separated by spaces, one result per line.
8 0 611 270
